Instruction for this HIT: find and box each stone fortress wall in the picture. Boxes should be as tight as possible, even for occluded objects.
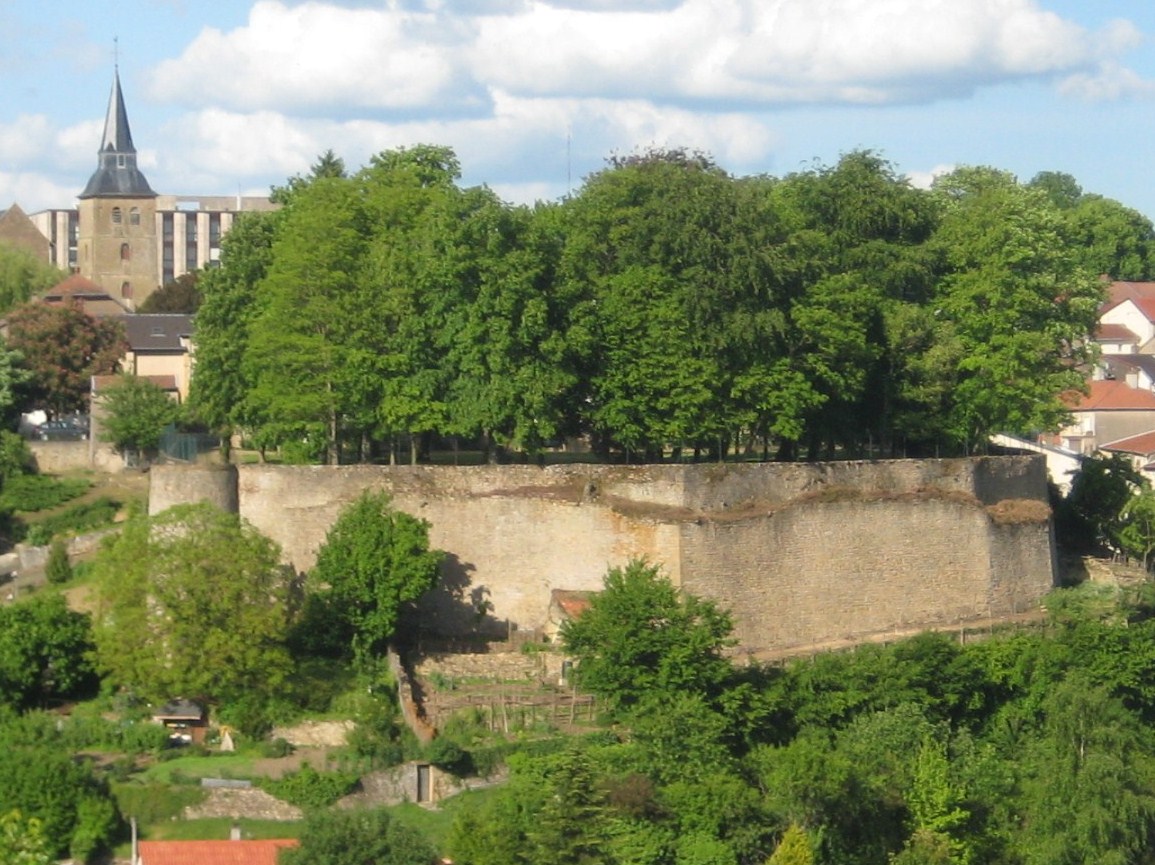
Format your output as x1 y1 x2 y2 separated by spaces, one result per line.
148 456 1057 655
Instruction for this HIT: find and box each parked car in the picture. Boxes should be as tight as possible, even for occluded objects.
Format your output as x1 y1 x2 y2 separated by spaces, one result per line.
33 419 88 441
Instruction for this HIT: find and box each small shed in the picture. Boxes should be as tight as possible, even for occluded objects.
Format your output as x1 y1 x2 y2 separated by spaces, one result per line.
153 699 208 745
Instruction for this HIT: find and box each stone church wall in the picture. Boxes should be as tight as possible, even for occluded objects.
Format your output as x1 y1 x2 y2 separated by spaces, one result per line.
148 456 1056 655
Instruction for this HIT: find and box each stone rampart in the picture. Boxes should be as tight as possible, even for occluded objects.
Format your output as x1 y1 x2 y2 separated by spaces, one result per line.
148 456 1056 655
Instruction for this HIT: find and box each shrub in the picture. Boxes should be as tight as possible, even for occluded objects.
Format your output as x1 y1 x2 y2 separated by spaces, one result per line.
45 538 72 584
0 474 90 513
111 783 206 825
25 497 121 545
257 764 359 809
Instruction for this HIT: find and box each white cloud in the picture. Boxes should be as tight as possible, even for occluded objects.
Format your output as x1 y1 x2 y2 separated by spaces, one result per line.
1059 60 1155 101
146 0 1149 119
0 172 81 214
906 164 956 190
150 0 486 114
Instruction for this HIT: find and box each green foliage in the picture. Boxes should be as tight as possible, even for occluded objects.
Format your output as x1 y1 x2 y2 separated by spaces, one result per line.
310 490 443 664
0 594 97 711
1057 452 1147 555
98 373 182 457
44 537 72 584
0 473 90 513
0 745 119 861
257 764 359 809
90 503 295 706
109 783 206 827
280 806 437 865
0 244 66 314
767 823 814 865
24 495 121 545
562 559 735 711
0 809 53 865
138 271 201 313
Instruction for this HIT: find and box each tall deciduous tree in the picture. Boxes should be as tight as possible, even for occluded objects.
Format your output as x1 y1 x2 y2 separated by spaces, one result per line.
244 176 366 464
310 490 443 664
930 167 1103 451
90 503 295 706
188 210 281 452
5 301 127 416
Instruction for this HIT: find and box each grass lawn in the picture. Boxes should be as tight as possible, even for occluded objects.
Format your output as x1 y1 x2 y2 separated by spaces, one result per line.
136 752 260 784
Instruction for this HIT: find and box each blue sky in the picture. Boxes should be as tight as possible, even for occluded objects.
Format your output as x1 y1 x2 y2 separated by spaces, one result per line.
2 0 1154 219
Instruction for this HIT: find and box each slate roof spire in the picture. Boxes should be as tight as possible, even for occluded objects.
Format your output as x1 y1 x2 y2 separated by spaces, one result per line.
79 65 157 199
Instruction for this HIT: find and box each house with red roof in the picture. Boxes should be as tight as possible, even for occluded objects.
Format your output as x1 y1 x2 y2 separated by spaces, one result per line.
138 838 298 865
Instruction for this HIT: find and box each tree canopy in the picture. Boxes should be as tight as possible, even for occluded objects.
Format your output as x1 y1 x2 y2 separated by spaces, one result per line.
190 146 1118 464
90 503 295 707
5 301 127 417
97 373 181 459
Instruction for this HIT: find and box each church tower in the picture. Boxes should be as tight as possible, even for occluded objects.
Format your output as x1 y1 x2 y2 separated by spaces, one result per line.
77 67 159 310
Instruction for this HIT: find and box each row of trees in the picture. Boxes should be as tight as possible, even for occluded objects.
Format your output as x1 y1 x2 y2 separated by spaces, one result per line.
188 147 1153 464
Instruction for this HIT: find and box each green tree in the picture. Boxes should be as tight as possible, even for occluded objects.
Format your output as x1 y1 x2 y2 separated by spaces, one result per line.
244 175 366 463
1058 452 1146 555
90 503 295 706
558 149 750 460
1119 487 1155 571
1017 676 1155 865
0 745 119 861
929 167 1103 450
0 245 65 315
561 559 735 711
310 491 443 664
138 271 201 313
1064 195 1154 281
97 373 181 460
187 210 280 454
0 336 31 429
279 806 435 865
5 301 127 417
0 594 97 711
44 538 72 585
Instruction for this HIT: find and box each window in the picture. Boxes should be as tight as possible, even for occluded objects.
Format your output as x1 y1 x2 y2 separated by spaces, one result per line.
121 282 133 299
111 207 122 224
120 243 131 262
129 207 141 226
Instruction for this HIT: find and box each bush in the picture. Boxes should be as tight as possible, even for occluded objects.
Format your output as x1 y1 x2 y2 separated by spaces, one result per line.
258 764 359 809
0 474 90 513
111 783 206 825
45 538 72 584
25 497 121 545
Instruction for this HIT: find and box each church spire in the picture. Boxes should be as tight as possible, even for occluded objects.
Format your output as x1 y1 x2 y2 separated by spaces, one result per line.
79 66 156 199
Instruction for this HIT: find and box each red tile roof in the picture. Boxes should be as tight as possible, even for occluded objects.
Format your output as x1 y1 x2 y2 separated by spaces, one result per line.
139 839 298 865
1102 281 1155 319
1102 430 1155 456
1096 322 1139 343
44 274 113 299
1066 379 1155 411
